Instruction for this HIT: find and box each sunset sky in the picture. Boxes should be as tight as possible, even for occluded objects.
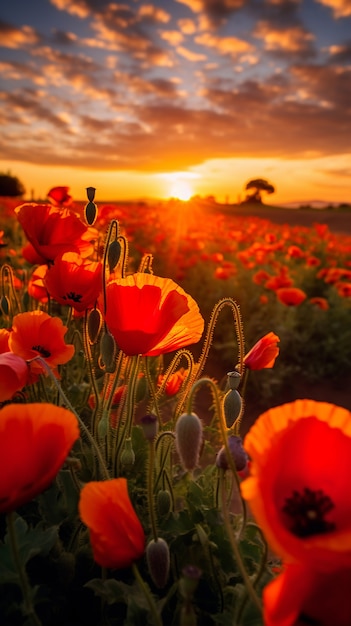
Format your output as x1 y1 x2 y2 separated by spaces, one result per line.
0 0 350 204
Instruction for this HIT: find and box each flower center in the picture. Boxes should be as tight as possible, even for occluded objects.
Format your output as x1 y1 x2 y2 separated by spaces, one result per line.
62 291 83 303
282 487 335 537
32 345 51 358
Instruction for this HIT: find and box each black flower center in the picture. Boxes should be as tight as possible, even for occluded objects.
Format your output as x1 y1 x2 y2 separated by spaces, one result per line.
62 291 83 303
282 487 335 537
32 345 51 358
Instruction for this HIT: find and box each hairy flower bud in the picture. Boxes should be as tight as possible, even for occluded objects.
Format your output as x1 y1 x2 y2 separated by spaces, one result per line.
175 412 203 472
87 307 102 344
157 489 172 517
86 187 96 202
223 388 242 428
107 240 121 273
216 435 248 472
120 438 135 470
84 200 97 226
100 329 116 372
146 538 170 588
140 413 159 441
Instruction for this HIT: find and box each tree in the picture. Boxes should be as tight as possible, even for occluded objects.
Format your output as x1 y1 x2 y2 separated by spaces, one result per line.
243 178 275 204
0 172 25 197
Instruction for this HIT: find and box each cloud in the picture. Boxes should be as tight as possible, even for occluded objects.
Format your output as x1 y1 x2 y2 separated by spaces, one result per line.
195 32 254 56
253 22 316 55
176 46 207 61
175 0 245 24
0 20 41 48
315 0 351 17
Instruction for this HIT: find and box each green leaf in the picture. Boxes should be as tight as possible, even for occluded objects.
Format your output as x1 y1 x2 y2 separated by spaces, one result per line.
84 577 126 605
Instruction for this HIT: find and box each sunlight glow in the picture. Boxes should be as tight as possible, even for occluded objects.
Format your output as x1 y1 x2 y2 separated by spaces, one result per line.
168 178 193 201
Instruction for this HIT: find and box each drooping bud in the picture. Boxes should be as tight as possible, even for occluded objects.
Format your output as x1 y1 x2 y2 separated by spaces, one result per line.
223 388 242 428
140 413 159 441
120 438 135 470
175 412 203 472
87 307 102 344
0 295 10 316
107 240 121 273
100 328 116 372
157 489 172 517
216 435 248 472
179 565 202 600
146 538 170 589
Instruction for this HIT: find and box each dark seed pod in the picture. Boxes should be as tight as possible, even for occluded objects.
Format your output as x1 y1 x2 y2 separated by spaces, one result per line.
146 538 170 589
84 201 97 226
86 187 96 202
157 489 172 516
175 412 203 472
216 435 248 472
226 370 241 390
0 295 10 316
223 389 242 428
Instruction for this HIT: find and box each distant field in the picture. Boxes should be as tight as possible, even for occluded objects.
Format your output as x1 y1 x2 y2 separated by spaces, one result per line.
218 203 351 235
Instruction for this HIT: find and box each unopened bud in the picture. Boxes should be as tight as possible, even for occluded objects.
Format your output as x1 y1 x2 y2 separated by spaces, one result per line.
157 489 172 516
107 240 121 273
84 201 97 226
140 413 159 441
120 438 135 469
0 295 10 316
88 307 102 344
146 538 170 589
216 435 248 472
86 187 96 202
175 412 203 472
223 389 242 428
100 329 116 372
179 565 202 599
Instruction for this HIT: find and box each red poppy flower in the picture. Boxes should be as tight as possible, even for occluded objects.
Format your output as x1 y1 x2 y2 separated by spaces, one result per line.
241 400 351 570
0 403 79 514
79 478 145 569
27 264 49 303
47 186 72 207
9 311 75 376
0 328 10 353
264 562 351 626
309 296 329 310
15 203 94 263
157 368 188 396
44 252 102 312
244 332 280 370
0 353 28 402
104 273 204 357
21 241 47 265
276 287 307 306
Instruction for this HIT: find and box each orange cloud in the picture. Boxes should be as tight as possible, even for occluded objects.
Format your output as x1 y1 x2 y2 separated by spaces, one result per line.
316 0 351 17
176 46 207 61
254 23 315 53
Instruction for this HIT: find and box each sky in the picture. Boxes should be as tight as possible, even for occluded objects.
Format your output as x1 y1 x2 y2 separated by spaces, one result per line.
0 0 351 204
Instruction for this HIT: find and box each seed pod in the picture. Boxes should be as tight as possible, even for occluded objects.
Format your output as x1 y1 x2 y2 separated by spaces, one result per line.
175 412 203 472
86 187 96 202
157 489 172 517
226 370 241 390
216 435 248 472
146 538 170 589
223 389 242 428
120 438 135 469
0 295 10 316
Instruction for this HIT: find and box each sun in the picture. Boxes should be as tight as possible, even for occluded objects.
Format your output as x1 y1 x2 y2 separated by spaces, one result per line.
169 178 193 201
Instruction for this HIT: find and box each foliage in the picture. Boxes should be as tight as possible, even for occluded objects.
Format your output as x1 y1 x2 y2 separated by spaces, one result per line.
0 172 25 197
243 179 275 204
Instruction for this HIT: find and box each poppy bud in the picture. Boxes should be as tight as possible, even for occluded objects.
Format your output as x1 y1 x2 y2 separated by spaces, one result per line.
140 413 159 441
87 308 102 344
223 389 242 428
157 489 172 516
84 201 97 226
175 412 203 472
100 329 116 372
216 435 248 472
0 295 10 316
86 187 96 202
146 537 170 589
179 565 202 600
107 240 121 273
120 438 135 469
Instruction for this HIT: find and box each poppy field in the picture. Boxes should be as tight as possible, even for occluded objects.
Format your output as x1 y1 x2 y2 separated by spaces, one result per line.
1 189 351 626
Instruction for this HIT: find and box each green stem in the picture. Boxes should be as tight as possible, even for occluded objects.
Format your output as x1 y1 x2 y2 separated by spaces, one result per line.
132 562 163 626
6 512 42 626
218 470 262 620
147 440 158 541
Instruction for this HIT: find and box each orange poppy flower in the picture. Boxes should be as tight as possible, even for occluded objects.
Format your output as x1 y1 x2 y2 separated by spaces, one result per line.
15 203 94 263
44 252 102 312
79 478 145 569
9 311 75 376
241 400 351 570
47 186 72 207
243 332 280 370
0 352 28 402
104 274 204 356
264 562 351 626
0 403 79 514
276 287 307 306
157 368 188 395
